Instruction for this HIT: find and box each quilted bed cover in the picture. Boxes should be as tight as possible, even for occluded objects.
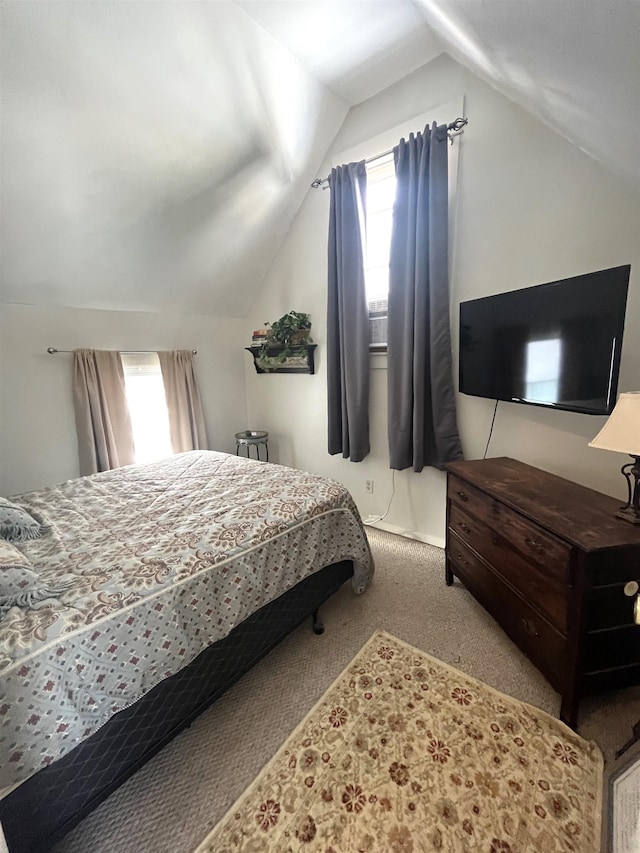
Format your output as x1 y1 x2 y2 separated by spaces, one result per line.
0 451 373 791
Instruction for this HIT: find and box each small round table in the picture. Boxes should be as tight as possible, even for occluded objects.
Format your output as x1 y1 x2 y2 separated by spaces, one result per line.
235 430 269 462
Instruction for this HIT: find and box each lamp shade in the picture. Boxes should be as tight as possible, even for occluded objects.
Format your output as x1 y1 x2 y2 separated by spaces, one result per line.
588 392 640 455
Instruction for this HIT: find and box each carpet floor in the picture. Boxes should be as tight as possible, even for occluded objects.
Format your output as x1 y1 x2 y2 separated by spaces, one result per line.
54 529 640 853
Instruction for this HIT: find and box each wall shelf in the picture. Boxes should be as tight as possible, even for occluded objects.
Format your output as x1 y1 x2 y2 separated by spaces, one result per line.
245 344 317 374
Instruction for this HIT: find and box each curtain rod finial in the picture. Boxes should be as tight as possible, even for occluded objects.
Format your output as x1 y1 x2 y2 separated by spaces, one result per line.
47 347 58 354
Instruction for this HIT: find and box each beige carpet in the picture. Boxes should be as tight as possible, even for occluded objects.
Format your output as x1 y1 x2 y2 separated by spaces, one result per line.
54 529 640 853
196 630 603 853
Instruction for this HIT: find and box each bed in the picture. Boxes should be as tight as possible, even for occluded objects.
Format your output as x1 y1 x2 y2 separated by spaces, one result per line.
0 451 374 853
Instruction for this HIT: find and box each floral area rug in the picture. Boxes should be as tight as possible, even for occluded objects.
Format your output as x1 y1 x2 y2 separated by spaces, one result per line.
195 630 603 852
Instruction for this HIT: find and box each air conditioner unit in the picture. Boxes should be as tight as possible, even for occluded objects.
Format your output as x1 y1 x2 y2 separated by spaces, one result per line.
369 317 387 345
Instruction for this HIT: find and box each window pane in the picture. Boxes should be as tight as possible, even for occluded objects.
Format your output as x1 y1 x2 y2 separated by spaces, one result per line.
367 176 396 213
121 353 173 464
365 266 390 303
364 158 395 351
366 211 394 269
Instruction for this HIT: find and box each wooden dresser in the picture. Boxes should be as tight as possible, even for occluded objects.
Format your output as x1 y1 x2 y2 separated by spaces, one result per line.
445 457 640 727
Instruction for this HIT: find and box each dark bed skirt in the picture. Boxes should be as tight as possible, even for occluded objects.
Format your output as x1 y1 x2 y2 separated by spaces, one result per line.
1 561 354 853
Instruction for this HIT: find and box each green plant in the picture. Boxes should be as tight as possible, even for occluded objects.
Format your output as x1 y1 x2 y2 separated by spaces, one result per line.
265 311 312 346
258 311 312 371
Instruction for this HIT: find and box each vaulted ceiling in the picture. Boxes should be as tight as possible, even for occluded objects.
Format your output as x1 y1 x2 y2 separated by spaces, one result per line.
1 1 638 317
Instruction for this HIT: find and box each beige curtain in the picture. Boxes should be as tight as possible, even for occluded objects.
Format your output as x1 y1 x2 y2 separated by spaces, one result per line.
157 350 208 453
73 349 135 476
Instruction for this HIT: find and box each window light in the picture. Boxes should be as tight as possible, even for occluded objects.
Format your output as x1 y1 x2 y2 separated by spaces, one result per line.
365 154 396 347
121 352 173 464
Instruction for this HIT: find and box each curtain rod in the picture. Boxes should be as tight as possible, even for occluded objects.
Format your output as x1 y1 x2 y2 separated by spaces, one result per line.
310 117 468 189
47 348 198 354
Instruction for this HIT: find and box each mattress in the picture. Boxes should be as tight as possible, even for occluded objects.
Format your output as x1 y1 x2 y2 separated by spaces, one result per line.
0 451 373 791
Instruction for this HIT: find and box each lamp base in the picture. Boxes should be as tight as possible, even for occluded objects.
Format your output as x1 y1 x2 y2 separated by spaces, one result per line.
618 457 640 525
617 506 640 525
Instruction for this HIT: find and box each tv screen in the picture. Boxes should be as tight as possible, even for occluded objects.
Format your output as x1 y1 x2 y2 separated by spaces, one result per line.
459 265 630 415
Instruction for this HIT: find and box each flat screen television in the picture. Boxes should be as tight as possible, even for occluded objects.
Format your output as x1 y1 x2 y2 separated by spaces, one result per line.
459 265 630 415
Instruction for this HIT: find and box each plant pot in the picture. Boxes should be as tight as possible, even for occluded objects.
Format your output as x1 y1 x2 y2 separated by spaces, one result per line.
290 329 310 346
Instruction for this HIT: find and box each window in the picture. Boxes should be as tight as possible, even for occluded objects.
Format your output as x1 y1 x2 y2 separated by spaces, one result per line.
120 352 173 464
364 155 396 349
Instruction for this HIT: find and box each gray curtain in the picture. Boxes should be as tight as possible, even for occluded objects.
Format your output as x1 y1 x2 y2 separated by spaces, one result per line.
157 350 208 453
387 123 463 471
327 161 370 462
72 349 136 476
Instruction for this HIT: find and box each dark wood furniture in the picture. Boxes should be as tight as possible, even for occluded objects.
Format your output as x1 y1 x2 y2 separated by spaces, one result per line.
445 457 640 728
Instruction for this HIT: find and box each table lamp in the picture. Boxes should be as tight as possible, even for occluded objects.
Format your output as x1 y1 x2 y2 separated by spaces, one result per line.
589 391 640 524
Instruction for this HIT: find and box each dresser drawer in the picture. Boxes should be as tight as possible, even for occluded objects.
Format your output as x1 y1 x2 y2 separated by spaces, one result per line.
449 504 569 634
448 533 566 690
448 474 572 584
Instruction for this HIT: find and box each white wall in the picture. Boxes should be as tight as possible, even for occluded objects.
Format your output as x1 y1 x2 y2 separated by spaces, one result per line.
0 304 248 495
244 53 640 547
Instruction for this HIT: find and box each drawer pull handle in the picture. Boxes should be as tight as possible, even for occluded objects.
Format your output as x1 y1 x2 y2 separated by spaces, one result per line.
521 618 539 638
524 537 545 556
624 581 639 597
458 522 471 535
456 553 469 566
457 491 469 503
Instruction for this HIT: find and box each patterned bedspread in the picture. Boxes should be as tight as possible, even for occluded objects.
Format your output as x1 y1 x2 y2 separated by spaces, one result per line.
0 451 373 790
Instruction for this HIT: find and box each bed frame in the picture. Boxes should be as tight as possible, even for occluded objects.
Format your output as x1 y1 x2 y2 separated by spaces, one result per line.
0 560 354 853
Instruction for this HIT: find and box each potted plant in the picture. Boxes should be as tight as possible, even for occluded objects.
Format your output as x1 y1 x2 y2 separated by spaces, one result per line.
266 311 312 347
257 311 312 371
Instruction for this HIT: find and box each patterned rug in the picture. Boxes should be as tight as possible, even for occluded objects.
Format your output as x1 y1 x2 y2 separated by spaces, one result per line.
195 630 603 852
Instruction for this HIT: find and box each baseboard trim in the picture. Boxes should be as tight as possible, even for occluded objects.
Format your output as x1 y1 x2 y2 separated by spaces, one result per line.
365 520 445 550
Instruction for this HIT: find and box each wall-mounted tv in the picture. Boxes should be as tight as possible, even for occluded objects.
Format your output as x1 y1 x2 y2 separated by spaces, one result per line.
459 265 630 416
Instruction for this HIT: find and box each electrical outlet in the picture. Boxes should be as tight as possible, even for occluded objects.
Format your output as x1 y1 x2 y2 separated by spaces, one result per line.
365 479 374 494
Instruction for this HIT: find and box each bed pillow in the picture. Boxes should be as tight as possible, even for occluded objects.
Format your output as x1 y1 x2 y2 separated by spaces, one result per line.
0 538 29 567
0 499 46 543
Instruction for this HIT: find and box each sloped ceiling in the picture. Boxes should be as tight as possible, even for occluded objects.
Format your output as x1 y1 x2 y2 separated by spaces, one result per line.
415 0 640 190
0 1 350 317
1 1 638 317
